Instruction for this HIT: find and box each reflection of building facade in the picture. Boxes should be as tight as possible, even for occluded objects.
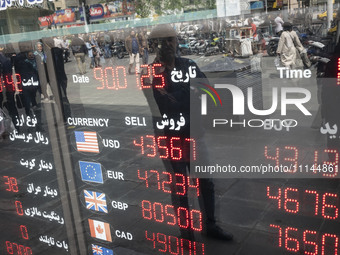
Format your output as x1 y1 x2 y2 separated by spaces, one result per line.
54 0 79 10
0 1 54 34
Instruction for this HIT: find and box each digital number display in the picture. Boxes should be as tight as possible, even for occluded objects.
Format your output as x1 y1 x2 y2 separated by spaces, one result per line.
270 224 339 254
267 186 339 220
141 200 203 231
94 64 165 90
264 146 339 177
137 170 200 196
133 135 196 161
145 231 205 255
0 74 22 92
5 241 32 255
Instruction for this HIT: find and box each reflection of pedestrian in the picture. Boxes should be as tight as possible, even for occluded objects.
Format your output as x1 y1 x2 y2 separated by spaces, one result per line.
143 24 233 241
71 34 87 74
139 28 149 65
85 36 95 69
248 18 257 40
277 22 298 68
274 13 284 34
125 30 141 74
104 30 112 58
90 35 101 68
34 42 49 101
44 38 71 122
15 51 39 116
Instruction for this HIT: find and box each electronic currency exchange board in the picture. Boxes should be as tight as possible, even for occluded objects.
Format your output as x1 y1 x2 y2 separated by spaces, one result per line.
0 21 340 255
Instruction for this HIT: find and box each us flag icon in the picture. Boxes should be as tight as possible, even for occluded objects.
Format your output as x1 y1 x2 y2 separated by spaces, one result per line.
75 131 99 153
89 219 112 242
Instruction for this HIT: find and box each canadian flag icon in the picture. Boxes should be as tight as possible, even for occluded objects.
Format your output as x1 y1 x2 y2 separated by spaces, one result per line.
88 219 112 242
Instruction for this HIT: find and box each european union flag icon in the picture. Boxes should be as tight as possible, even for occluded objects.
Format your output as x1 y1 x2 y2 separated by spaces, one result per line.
79 161 103 184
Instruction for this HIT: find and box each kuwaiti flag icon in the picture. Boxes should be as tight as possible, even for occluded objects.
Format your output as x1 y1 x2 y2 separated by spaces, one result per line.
88 219 112 242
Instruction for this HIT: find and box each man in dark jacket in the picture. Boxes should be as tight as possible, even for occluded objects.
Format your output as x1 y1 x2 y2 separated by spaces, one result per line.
142 24 233 242
125 30 141 74
71 34 87 75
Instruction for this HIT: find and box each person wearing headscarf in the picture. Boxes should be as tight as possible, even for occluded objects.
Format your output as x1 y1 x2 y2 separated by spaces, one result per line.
34 42 49 101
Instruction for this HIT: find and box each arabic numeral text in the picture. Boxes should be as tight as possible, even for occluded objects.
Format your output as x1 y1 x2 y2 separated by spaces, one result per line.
309 164 335 173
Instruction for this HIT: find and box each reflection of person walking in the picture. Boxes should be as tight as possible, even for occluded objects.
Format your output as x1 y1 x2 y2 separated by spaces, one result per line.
139 28 149 65
125 30 141 74
277 22 298 69
143 24 233 242
71 34 87 75
34 42 49 101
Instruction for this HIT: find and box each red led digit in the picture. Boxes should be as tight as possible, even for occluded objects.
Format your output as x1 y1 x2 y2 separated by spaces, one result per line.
0 76 3 93
322 193 339 220
337 58 340 85
140 64 151 89
170 137 183 160
265 146 280 167
161 172 172 193
303 230 318 255
145 231 156 249
104 67 115 89
12 243 18 253
116 66 127 89
270 224 282 247
313 151 319 174
152 63 165 88
133 136 144 154
137 64 147 89
181 238 192 255
20 225 29 240
94 67 105 89
165 205 176 226
322 233 338 255
177 207 190 229
19 245 26 254
150 170 161 190
190 209 203 232
10 178 18 192
4 176 11 191
3 176 18 193
138 169 149 188
284 188 299 214
157 136 169 159
142 200 152 220
285 227 299 252
146 135 157 157
175 173 186 196
322 149 339 178
187 177 200 197
267 186 281 209
26 247 32 255
169 236 179 255
193 241 205 255
15 74 22 92
6 241 14 254
153 202 165 223
305 190 319 216
5 74 15 92
284 146 298 172
185 138 196 161
157 233 167 253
